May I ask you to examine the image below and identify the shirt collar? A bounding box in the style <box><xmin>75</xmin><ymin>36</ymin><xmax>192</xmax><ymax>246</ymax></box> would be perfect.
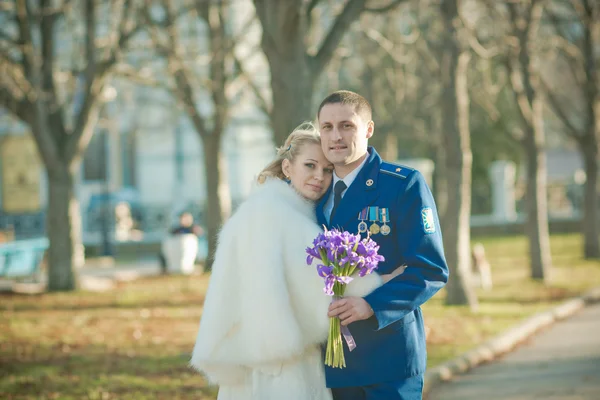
<box><xmin>332</xmin><ymin>154</ymin><xmax>369</xmax><ymax>191</ymax></box>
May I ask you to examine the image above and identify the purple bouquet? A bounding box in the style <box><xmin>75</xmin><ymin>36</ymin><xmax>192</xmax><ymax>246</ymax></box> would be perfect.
<box><xmin>306</xmin><ymin>228</ymin><xmax>384</xmax><ymax>368</ymax></box>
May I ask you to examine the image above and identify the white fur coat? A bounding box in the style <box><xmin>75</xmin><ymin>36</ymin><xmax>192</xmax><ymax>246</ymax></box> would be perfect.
<box><xmin>190</xmin><ymin>179</ymin><xmax>381</xmax><ymax>386</ymax></box>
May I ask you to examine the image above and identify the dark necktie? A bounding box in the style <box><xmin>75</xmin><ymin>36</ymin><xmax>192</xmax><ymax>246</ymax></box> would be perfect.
<box><xmin>330</xmin><ymin>180</ymin><xmax>347</xmax><ymax>222</ymax></box>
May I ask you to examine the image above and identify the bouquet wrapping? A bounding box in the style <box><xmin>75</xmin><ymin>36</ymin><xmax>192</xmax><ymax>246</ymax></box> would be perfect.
<box><xmin>306</xmin><ymin>228</ymin><xmax>384</xmax><ymax>368</ymax></box>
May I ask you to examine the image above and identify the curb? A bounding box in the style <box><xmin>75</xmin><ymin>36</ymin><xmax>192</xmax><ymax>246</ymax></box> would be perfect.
<box><xmin>423</xmin><ymin>285</ymin><xmax>600</xmax><ymax>396</ymax></box>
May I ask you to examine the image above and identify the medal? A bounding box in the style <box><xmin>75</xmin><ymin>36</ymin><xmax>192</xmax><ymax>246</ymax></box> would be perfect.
<box><xmin>370</xmin><ymin>223</ymin><xmax>380</xmax><ymax>235</ymax></box>
<box><xmin>357</xmin><ymin>207</ymin><xmax>368</xmax><ymax>233</ymax></box>
<box><xmin>368</xmin><ymin>206</ymin><xmax>380</xmax><ymax>235</ymax></box>
<box><xmin>380</xmin><ymin>208</ymin><xmax>391</xmax><ymax>236</ymax></box>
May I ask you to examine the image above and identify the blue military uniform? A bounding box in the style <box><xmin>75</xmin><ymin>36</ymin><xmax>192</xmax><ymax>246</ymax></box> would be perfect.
<box><xmin>316</xmin><ymin>147</ymin><xmax>449</xmax><ymax>398</ymax></box>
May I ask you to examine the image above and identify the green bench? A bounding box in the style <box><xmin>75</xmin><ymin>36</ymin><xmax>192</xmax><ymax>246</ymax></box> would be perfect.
<box><xmin>0</xmin><ymin>238</ymin><xmax>49</xmax><ymax>280</ymax></box>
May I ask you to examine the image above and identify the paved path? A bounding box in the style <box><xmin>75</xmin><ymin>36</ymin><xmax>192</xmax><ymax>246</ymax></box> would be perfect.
<box><xmin>0</xmin><ymin>260</ymin><xmax>163</xmax><ymax>293</ymax></box>
<box><xmin>427</xmin><ymin>302</ymin><xmax>600</xmax><ymax>400</ymax></box>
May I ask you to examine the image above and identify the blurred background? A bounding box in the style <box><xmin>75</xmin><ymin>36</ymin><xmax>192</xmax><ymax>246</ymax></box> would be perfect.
<box><xmin>0</xmin><ymin>0</ymin><xmax>598</xmax><ymax>398</ymax></box>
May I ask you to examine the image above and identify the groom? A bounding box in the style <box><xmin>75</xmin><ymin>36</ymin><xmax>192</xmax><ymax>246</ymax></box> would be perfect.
<box><xmin>315</xmin><ymin>90</ymin><xmax>449</xmax><ymax>399</ymax></box>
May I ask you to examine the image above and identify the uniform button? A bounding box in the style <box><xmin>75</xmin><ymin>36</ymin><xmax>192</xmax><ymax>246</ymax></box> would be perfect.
<box><xmin>366</xmin><ymin>179</ymin><xmax>374</xmax><ymax>186</ymax></box>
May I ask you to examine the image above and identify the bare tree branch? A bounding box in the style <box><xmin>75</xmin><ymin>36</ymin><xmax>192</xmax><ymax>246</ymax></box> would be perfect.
<box><xmin>232</xmin><ymin>55</ymin><xmax>271</xmax><ymax>118</ymax></box>
<box><xmin>148</xmin><ymin>0</ymin><xmax>210</xmax><ymax>137</ymax></box>
<box><xmin>457</xmin><ymin>10</ymin><xmax>501</xmax><ymax>59</ymax></box>
<box><xmin>364</xmin><ymin>0</ymin><xmax>409</xmax><ymax>13</ymax></box>
<box><xmin>311</xmin><ymin>0</ymin><xmax>366</xmax><ymax>75</ymax></box>
<box><xmin>84</xmin><ymin>0</ymin><xmax>96</xmax><ymax>80</ymax></box>
<box><xmin>44</xmin><ymin>0</ymin><xmax>74</xmax><ymax>19</ymax></box>
<box><xmin>224</xmin><ymin>9</ymin><xmax>257</xmax><ymax>56</ymax></box>
<box><xmin>102</xmin><ymin>0</ymin><xmax>138</xmax><ymax>68</ymax></box>
<box><xmin>66</xmin><ymin>0</ymin><xmax>143</xmax><ymax>164</ymax></box>
<box><xmin>63</xmin><ymin>0</ymin><xmax>104</xmax><ymax>165</ymax></box>
<box><xmin>13</xmin><ymin>0</ymin><xmax>64</xmax><ymax>171</ymax></box>
<box><xmin>480</xmin><ymin>0</ymin><xmax>502</xmax><ymax>17</ymax></box>
<box><xmin>306</xmin><ymin>0</ymin><xmax>321</xmax><ymax>17</ymax></box>
<box><xmin>68</xmin><ymin>0</ymin><xmax>98</xmax><ymax>154</ymax></box>
<box><xmin>113</xmin><ymin>63</ymin><xmax>173</xmax><ymax>90</ymax></box>
<box><xmin>0</xmin><ymin>46</ymin><xmax>25</xmax><ymax>76</ymax></box>
<box><xmin>306</xmin><ymin>0</ymin><xmax>321</xmax><ymax>20</ymax></box>
<box><xmin>540</xmin><ymin>76</ymin><xmax>581</xmax><ymax>140</ymax></box>
<box><xmin>471</xmin><ymin>88</ymin><xmax>500</xmax><ymax>121</ymax></box>
<box><xmin>15</xmin><ymin>0</ymin><xmax>34</xmax><ymax>81</ymax></box>
<box><xmin>0</xmin><ymin>28</ymin><xmax>19</xmax><ymax>45</ymax></box>
<box><xmin>0</xmin><ymin>76</ymin><xmax>32</xmax><ymax>123</ymax></box>
<box><xmin>363</xmin><ymin>28</ymin><xmax>414</xmax><ymax>65</ymax></box>
<box><xmin>40</xmin><ymin>0</ymin><xmax>68</xmax><ymax>144</ymax></box>
<box><xmin>204</xmin><ymin>1</ymin><xmax>228</xmax><ymax>137</ymax></box>
<box><xmin>544</xmin><ymin>4</ymin><xmax>585</xmax><ymax>86</ymax></box>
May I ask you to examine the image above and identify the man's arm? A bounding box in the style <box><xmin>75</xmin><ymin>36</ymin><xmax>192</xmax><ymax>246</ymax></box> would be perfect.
<box><xmin>363</xmin><ymin>171</ymin><xmax>449</xmax><ymax>330</ymax></box>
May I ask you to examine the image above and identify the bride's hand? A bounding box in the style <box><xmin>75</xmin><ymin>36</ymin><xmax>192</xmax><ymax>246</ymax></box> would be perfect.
<box><xmin>381</xmin><ymin>265</ymin><xmax>407</xmax><ymax>283</ymax></box>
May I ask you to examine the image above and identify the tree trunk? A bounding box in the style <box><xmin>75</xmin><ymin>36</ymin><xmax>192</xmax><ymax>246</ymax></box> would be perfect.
<box><xmin>581</xmin><ymin>0</ymin><xmax>600</xmax><ymax>258</ymax></box>
<box><xmin>265</xmin><ymin>51</ymin><xmax>315</xmax><ymax>145</ymax></box>
<box><xmin>46</xmin><ymin>167</ymin><xmax>81</xmax><ymax>291</ymax></box>
<box><xmin>254</xmin><ymin>0</ymin><xmax>314</xmax><ymax>145</ymax></box>
<box><xmin>524</xmin><ymin>97</ymin><xmax>552</xmax><ymax>281</ymax></box>
<box><xmin>202</xmin><ymin>135</ymin><xmax>230</xmax><ymax>271</ymax></box>
<box><xmin>506</xmin><ymin>2</ymin><xmax>552</xmax><ymax>282</ymax></box>
<box><xmin>431</xmin><ymin>110</ymin><xmax>449</xmax><ymax>225</ymax></box>
<box><xmin>254</xmin><ymin>0</ymin><xmax>370</xmax><ymax>145</ymax></box>
<box><xmin>440</xmin><ymin>0</ymin><xmax>478</xmax><ymax>309</ymax></box>
<box><xmin>580</xmin><ymin>139</ymin><xmax>599</xmax><ymax>258</ymax></box>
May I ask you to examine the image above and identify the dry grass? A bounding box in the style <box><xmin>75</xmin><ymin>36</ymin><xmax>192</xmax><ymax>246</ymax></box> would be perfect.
<box><xmin>1</xmin><ymin>233</ymin><xmax>599</xmax><ymax>399</ymax></box>
<box><xmin>1</xmin><ymin>276</ymin><xmax>217</xmax><ymax>399</ymax></box>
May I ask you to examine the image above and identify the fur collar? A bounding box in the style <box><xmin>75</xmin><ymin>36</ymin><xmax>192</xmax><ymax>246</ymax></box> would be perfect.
<box><xmin>251</xmin><ymin>178</ymin><xmax>316</xmax><ymax>220</ymax></box>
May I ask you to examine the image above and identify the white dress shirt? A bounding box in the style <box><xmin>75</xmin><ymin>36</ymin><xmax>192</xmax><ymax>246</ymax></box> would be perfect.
<box><xmin>325</xmin><ymin>155</ymin><xmax>369</xmax><ymax>223</ymax></box>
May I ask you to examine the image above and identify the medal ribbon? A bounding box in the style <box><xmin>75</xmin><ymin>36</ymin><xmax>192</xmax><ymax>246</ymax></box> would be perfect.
<box><xmin>369</xmin><ymin>206</ymin><xmax>379</xmax><ymax>222</ymax></box>
<box><xmin>380</xmin><ymin>208</ymin><xmax>388</xmax><ymax>223</ymax></box>
<box><xmin>358</xmin><ymin>207</ymin><xmax>368</xmax><ymax>220</ymax></box>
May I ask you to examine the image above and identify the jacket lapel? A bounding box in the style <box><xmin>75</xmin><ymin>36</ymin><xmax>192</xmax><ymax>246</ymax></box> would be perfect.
<box><xmin>329</xmin><ymin>148</ymin><xmax>382</xmax><ymax>232</ymax></box>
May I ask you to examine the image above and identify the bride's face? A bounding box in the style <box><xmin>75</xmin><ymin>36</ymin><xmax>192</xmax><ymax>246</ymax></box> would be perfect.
<box><xmin>283</xmin><ymin>143</ymin><xmax>334</xmax><ymax>201</ymax></box>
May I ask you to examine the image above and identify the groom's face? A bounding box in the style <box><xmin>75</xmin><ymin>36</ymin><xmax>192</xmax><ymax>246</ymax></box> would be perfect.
<box><xmin>318</xmin><ymin>103</ymin><xmax>373</xmax><ymax>174</ymax></box>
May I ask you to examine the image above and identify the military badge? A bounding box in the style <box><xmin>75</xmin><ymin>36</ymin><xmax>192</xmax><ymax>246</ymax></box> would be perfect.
<box><xmin>421</xmin><ymin>207</ymin><xmax>435</xmax><ymax>234</ymax></box>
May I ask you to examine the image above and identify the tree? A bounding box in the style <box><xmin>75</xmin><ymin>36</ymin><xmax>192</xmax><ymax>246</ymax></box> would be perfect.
<box><xmin>342</xmin><ymin>0</ymin><xmax>478</xmax><ymax>307</ymax></box>
<box><xmin>312</xmin><ymin>2</ymin><xmax>479</xmax><ymax>306</ymax></box>
<box><xmin>439</xmin><ymin>0</ymin><xmax>478</xmax><ymax>308</ymax></box>
<box><xmin>252</xmin><ymin>0</ymin><xmax>409</xmax><ymax>144</ymax></box>
<box><xmin>145</xmin><ymin>0</ymin><xmax>251</xmax><ymax>270</ymax></box>
<box><xmin>485</xmin><ymin>0</ymin><xmax>553</xmax><ymax>281</ymax></box>
<box><xmin>1</xmin><ymin>0</ymin><xmax>141</xmax><ymax>291</ymax></box>
<box><xmin>320</xmin><ymin>7</ymin><xmax>427</xmax><ymax>161</ymax></box>
<box><xmin>542</xmin><ymin>0</ymin><xmax>599</xmax><ymax>258</ymax></box>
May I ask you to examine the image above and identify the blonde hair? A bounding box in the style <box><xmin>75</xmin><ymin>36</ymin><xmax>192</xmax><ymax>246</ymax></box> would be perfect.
<box><xmin>257</xmin><ymin>122</ymin><xmax>321</xmax><ymax>184</ymax></box>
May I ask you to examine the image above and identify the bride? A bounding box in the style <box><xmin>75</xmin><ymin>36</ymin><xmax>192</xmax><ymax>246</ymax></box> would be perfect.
<box><xmin>189</xmin><ymin>123</ymin><xmax>387</xmax><ymax>400</ymax></box>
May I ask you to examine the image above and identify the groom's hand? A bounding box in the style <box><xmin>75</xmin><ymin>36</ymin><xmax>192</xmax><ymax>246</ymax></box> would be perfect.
<box><xmin>328</xmin><ymin>297</ymin><xmax>374</xmax><ymax>326</ymax></box>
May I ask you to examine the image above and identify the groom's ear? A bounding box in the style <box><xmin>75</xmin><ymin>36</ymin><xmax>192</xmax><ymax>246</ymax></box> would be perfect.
<box><xmin>366</xmin><ymin>120</ymin><xmax>374</xmax><ymax>139</ymax></box>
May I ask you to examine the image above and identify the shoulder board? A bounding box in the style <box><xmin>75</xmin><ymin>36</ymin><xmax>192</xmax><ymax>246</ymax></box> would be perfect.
<box><xmin>380</xmin><ymin>162</ymin><xmax>414</xmax><ymax>179</ymax></box>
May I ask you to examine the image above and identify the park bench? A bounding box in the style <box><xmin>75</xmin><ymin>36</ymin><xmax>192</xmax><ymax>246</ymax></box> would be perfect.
<box><xmin>0</xmin><ymin>237</ymin><xmax>49</xmax><ymax>281</ymax></box>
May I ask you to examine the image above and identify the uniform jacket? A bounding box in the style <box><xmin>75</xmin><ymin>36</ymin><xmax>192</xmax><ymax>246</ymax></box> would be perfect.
<box><xmin>316</xmin><ymin>147</ymin><xmax>449</xmax><ymax>388</ymax></box>
<box><xmin>190</xmin><ymin>178</ymin><xmax>382</xmax><ymax>386</ymax></box>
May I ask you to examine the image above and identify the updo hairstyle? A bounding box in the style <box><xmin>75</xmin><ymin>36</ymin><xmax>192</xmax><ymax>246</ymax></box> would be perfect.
<box><xmin>257</xmin><ymin>122</ymin><xmax>321</xmax><ymax>184</ymax></box>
